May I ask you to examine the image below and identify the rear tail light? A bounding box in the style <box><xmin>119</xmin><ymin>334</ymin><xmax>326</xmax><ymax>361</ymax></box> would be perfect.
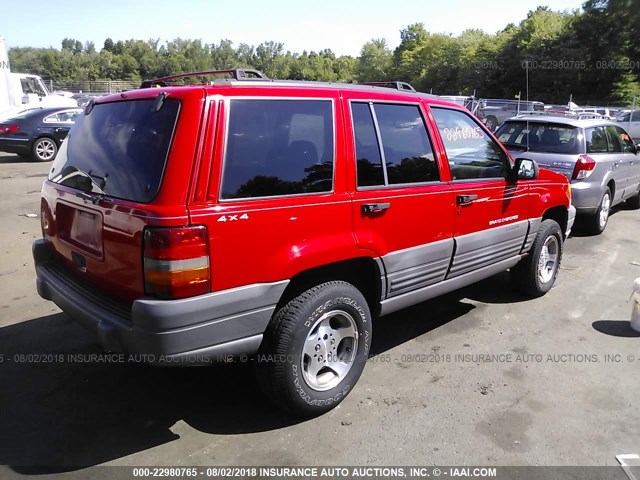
<box><xmin>143</xmin><ymin>225</ymin><xmax>210</xmax><ymax>299</ymax></box>
<box><xmin>572</xmin><ymin>154</ymin><xmax>596</xmax><ymax>180</ymax></box>
<box><xmin>0</xmin><ymin>125</ymin><xmax>20</xmax><ymax>134</ymax></box>
<box><xmin>40</xmin><ymin>202</ymin><xmax>54</xmax><ymax>237</ymax></box>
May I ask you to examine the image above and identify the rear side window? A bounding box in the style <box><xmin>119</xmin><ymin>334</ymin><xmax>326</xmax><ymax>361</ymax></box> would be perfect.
<box><xmin>220</xmin><ymin>99</ymin><xmax>334</xmax><ymax>200</ymax></box>
<box><xmin>351</xmin><ymin>102</ymin><xmax>438</xmax><ymax>187</ymax></box>
<box><xmin>432</xmin><ymin>107</ymin><xmax>509</xmax><ymax>180</ymax></box>
<box><xmin>585</xmin><ymin>127</ymin><xmax>608</xmax><ymax>153</ymax></box>
<box><xmin>49</xmin><ymin>99</ymin><xmax>180</xmax><ymax>203</ymax></box>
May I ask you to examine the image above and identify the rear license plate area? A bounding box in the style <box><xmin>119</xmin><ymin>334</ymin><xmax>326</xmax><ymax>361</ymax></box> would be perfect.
<box><xmin>57</xmin><ymin>202</ymin><xmax>103</xmax><ymax>258</ymax></box>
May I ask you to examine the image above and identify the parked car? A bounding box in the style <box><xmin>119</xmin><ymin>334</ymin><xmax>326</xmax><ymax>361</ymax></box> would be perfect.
<box><xmin>0</xmin><ymin>107</ymin><xmax>83</xmax><ymax>161</ymax></box>
<box><xmin>616</xmin><ymin>109</ymin><xmax>640</xmax><ymax>142</ymax></box>
<box><xmin>474</xmin><ymin>98</ymin><xmax>545</xmax><ymax>131</ymax></box>
<box><xmin>33</xmin><ymin>69</ymin><xmax>574</xmax><ymax>416</ymax></box>
<box><xmin>496</xmin><ymin>115</ymin><xmax>640</xmax><ymax>234</ymax></box>
<box><xmin>438</xmin><ymin>95</ymin><xmax>475</xmax><ymax>111</ymax></box>
<box><xmin>571</xmin><ymin>106</ymin><xmax>618</xmax><ymax>120</ymax></box>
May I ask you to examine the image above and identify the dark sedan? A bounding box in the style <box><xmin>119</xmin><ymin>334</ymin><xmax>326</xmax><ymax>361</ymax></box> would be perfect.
<box><xmin>0</xmin><ymin>107</ymin><xmax>83</xmax><ymax>161</ymax></box>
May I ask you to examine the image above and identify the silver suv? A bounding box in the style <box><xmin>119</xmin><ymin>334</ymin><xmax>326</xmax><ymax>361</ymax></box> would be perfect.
<box><xmin>496</xmin><ymin>115</ymin><xmax>640</xmax><ymax>234</ymax></box>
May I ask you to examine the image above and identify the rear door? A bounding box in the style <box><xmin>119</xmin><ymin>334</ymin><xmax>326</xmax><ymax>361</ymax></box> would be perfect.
<box><xmin>429</xmin><ymin>106</ymin><xmax>531</xmax><ymax>279</ymax></box>
<box><xmin>345</xmin><ymin>94</ymin><xmax>455</xmax><ymax>299</ymax></box>
<box><xmin>585</xmin><ymin>126</ymin><xmax>622</xmax><ymax>202</ymax></box>
<box><xmin>604</xmin><ymin>125</ymin><xmax>633</xmax><ymax>198</ymax></box>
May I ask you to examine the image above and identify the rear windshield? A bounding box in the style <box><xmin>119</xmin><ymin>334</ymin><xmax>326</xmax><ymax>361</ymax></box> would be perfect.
<box><xmin>496</xmin><ymin>121</ymin><xmax>581</xmax><ymax>154</ymax></box>
<box><xmin>48</xmin><ymin>98</ymin><xmax>180</xmax><ymax>203</ymax></box>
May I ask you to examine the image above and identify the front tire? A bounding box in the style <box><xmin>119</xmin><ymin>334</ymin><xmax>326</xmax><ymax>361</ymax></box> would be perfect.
<box><xmin>256</xmin><ymin>281</ymin><xmax>372</xmax><ymax>417</ymax></box>
<box><xmin>511</xmin><ymin>219</ymin><xmax>563</xmax><ymax>297</ymax></box>
<box><xmin>32</xmin><ymin>137</ymin><xmax>58</xmax><ymax>162</ymax></box>
<box><xmin>587</xmin><ymin>188</ymin><xmax>611</xmax><ymax>234</ymax></box>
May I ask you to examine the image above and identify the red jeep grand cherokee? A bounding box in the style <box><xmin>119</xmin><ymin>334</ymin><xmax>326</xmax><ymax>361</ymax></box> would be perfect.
<box><xmin>33</xmin><ymin>69</ymin><xmax>575</xmax><ymax>416</ymax></box>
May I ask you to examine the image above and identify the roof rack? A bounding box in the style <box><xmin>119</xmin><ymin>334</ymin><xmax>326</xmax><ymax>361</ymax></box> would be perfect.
<box><xmin>513</xmin><ymin>111</ymin><xmax>609</xmax><ymax>121</ymax></box>
<box><xmin>140</xmin><ymin>68</ymin><xmax>268</xmax><ymax>88</ymax></box>
<box><xmin>359</xmin><ymin>81</ymin><xmax>416</xmax><ymax>92</ymax></box>
<box><xmin>574</xmin><ymin>113</ymin><xmax>607</xmax><ymax>120</ymax></box>
<box><xmin>515</xmin><ymin>111</ymin><xmax>560</xmax><ymax>117</ymax></box>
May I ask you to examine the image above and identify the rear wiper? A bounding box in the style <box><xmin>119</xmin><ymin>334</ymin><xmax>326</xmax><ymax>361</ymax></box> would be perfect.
<box><xmin>53</xmin><ymin>166</ymin><xmax>107</xmax><ymax>201</ymax></box>
<box><xmin>502</xmin><ymin>142</ymin><xmax>528</xmax><ymax>150</ymax></box>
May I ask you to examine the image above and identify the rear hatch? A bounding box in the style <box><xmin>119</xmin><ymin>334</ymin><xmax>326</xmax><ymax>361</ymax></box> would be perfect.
<box><xmin>496</xmin><ymin>120</ymin><xmax>582</xmax><ymax>179</ymax></box>
<box><xmin>41</xmin><ymin>88</ymin><xmax>205</xmax><ymax>302</ymax></box>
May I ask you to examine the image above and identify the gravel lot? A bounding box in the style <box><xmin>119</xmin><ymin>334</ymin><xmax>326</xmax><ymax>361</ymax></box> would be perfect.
<box><xmin>0</xmin><ymin>152</ymin><xmax>639</xmax><ymax>477</ymax></box>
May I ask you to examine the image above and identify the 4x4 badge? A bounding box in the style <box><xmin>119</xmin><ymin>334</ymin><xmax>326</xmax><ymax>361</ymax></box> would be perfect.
<box><xmin>217</xmin><ymin>214</ymin><xmax>250</xmax><ymax>222</ymax></box>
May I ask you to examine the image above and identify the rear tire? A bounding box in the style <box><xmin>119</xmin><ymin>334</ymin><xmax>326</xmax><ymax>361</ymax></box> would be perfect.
<box><xmin>587</xmin><ymin>188</ymin><xmax>611</xmax><ymax>234</ymax></box>
<box><xmin>511</xmin><ymin>219</ymin><xmax>563</xmax><ymax>298</ymax></box>
<box><xmin>32</xmin><ymin>137</ymin><xmax>58</xmax><ymax>162</ymax></box>
<box><xmin>256</xmin><ymin>281</ymin><xmax>372</xmax><ymax>417</ymax></box>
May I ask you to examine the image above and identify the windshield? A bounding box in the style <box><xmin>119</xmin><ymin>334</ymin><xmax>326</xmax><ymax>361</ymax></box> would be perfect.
<box><xmin>48</xmin><ymin>98</ymin><xmax>180</xmax><ymax>203</ymax></box>
<box><xmin>496</xmin><ymin>121</ymin><xmax>582</xmax><ymax>154</ymax></box>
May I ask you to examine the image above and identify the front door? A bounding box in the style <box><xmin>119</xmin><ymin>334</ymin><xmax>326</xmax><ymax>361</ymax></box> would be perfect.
<box><xmin>429</xmin><ymin>106</ymin><xmax>531</xmax><ymax>279</ymax></box>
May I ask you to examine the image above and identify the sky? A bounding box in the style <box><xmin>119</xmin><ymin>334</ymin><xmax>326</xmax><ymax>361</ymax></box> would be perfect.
<box><xmin>1</xmin><ymin>0</ymin><xmax>585</xmax><ymax>57</ymax></box>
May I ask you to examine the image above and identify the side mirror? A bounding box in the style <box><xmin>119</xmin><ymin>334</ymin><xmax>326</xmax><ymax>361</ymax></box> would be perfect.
<box><xmin>513</xmin><ymin>157</ymin><xmax>539</xmax><ymax>180</ymax></box>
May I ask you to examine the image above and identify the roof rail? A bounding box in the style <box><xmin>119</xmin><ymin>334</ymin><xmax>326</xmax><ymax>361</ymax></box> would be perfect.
<box><xmin>140</xmin><ymin>68</ymin><xmax>268</xmax><ymax>88</ymax></box>
<box><xmin>513</xmin><ymin>111</ymin><xmax>608</xmax><ymax>121</ymax></box>
<box><xmin>359</xmin><ymin>81</ymin><xmax>416</xmax><ymax>92</ymax></box>
<box><xmin>515</xmin><ymin>111</ymin><xmax>571</xmax><ymax>118</ymax></box>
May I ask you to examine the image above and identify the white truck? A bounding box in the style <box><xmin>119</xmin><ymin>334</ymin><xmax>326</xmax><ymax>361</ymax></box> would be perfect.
<box><xmin>0</xmin><ymin>35</ymin><xmax>76</xmax><ymax>120</ymax></box>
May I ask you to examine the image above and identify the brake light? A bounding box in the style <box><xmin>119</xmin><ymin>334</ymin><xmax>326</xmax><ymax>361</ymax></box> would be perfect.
<box><xmin>143</xmin><ymin>226</ymin><xmax>210</xmax><ymax>299</ymax></box>
<box><xmin>0</xmin><ymin>125</ymin><xmax>20</xmax><ymax>134</ymax></box>
<box><xmin>572</xmin><ymin>154</ymin><xmax>596</xmax><ymax>180</ymax></box>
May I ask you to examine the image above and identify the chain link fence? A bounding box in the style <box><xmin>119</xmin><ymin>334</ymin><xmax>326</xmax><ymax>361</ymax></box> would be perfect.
<box><xmin>46</xmin><ymin>80</ymin><xmax>140</xmax><ymax>94</ymax></box>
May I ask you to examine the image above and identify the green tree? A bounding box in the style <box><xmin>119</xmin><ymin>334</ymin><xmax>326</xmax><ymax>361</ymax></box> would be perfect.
<box><xmin>357</xmin><ymin>39</ymin><xmax>392</xmax><ymax>82</ymax></box>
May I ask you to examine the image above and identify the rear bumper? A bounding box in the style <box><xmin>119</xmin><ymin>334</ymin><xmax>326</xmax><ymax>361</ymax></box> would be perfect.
<box><xmin>0</xmin><ymin>138</ymin><xmax>30</xmax><ymax>155</ymax></box>
<box><xmin>33</xmin><ymin>239</ymin><xmax>288</xmax><ymax>364</ymax></box>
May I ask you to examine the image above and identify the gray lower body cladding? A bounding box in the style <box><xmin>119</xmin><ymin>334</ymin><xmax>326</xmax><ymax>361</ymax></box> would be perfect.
<box><xmin>378</xmin><ymin>219</ymin><xmax>539</xmax><ymax>316</ymax></box>
<box><xmin>33</xmin><ymin>239</ymin><xmax>288</xmax><ymax>363</ymax></box>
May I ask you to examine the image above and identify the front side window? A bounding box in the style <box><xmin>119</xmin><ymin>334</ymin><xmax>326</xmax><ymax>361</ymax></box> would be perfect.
<box><xmin>615</xmin><ymin>126</ymin><xmax>636</xmax><ymax>153</ymax></box>
<box><xmin>431</xmin><ymin>107</ymin><xmax>510</xmax><ymax>180</ymax></box>
<box><xmin>21</xmin><ymin>77</ymin><xmax>48</xmax><ymax>96</ymax></box>
<box><xmin>351</xmin><ymin>102</ymin><xmax>438</xmax><ymax>188</ymax></box>
<box><xmin>221</xmin><ymin>99</ymin><xmax>334</xmax><ymax>200</ymax></box>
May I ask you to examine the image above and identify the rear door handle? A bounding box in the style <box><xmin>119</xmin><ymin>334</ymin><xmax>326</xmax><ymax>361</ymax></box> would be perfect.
<box><xmin>457</xmin><ymin>194</ymin><xmax>478</xmax><ymax>206</ymax></box>
<box><xmin>361</xmin><ymin>203</ymin><xmax>391</xmax><ymax>214</ymax></box>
